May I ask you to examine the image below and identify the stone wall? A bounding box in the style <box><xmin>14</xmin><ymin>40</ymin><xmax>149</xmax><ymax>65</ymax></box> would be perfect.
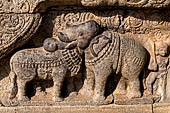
<box><xmin>0</xmin><ymin>0</ymin><xmax>170</xmax><ymax>112</ymax></box>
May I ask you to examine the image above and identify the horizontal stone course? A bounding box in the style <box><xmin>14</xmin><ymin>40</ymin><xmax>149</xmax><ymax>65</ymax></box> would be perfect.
<box><xmin>0</xmin><ymin>104</ymin><xmax>153</xmax><ymax>113</ymax></box>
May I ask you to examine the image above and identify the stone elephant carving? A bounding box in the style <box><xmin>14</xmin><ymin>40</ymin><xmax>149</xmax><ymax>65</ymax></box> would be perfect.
<box><xmin>59</xmin><ymin>20</ymin><xmax>148</xmax><ymax>103</ymax></box>
<box><xmin>9</xmin><ymin>38</ymin><xmax>82</xmax><ymax>102</ymax></box>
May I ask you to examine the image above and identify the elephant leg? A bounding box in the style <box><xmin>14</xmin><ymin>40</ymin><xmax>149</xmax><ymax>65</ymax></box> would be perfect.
<box><xmin>79</xmin><ymin>68</ymin><xmax>95</xmax><ymax>96</ymax></box>
<box><xmin>66</xmin><ymin>77</ymin><xmax>78</xmax><ymax>96</ymax></box>
<box><xmin>17</xmin><ymin>79</ymin><xmax>29</xmax><ymax>101</ymax></box>
<box><xmin>121</xmin><ymin>60</ymin><xmax>142</xmax><ymax>99</ymax></box>
<box><xmin>123</xmin><ymin>69</ymin><xmax>141</xmax><ymax>99</ymax></box>
<box><xmin>52</xmin><ymin>67</ymin><xmax>66</xmax><ymax>102</ymax></box>
<box><xmin>127</xmin><ymin>77</ymin><xmax>141</xmax><ymax>99</ymax></box>
<box><xmin>93</xmin><ymin>63</ymin><xmax>112</xmax><ymax>102</ymax></box>
<box><xmin>113</xmin><ymin>77</ymin><xmax>126</xmax><ymax>95</ymax></box>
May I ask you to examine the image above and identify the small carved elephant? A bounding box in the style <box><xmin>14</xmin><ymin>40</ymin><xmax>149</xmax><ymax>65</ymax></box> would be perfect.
<box><xmin>9</xmin><ymin>38</ymin><xmax>82</xmax><ymax>102</ymax></box>
<box><xmin>59</xmin><ymin>20</ymin><xmax>148</xmax><ymax>103</ymax></box>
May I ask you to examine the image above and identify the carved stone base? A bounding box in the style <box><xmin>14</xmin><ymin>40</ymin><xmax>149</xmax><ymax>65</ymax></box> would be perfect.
<box><xmin>2</xmin><ymin>103</ymin><xmax>170</xmax><ymax>113</ymax></box>
<box><xmin>153</xmin><ymin>103</ymin><xmax>170</xmax><ymax>113</ymax></box>
<box><xmin>114</xmin><ymin>95</ymin><xmax>161</xmax><ymax>105</ymax></box>
<box><xmin>1</xmin><ymin>94</ymin><xmax>113</xmax><ymax>107</ymax></box>
<box><xmin>0</xmin><ymin>104</ymin><xmax>153</xmax><ymax>113</ymax></box>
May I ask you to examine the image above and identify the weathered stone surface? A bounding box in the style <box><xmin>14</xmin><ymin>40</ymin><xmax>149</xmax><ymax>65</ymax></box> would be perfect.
<box><xmin>0</xmin><ymin>6</ymin><xmax>170</xmax><ymax>104</ymax></box>
<box><xmin>153</xmin><ymin>103</ymin><xmax>170</xmax><ymax>113</ymax></box>
<box><xmin>114</xmin><ymin>95</ymin><xmax>154</xmax><ymax>105</ymax></box>
<box><xmin>0</xmin><ymin>0</ymin><xmax>170</xmax><ymax>112</ymax></box>
<box><xmin>0</xmin><ymin>14</ymin><xmax>42</xmax><ymax>59</ymax></box>
<box><xmin>1</xmin><ymin>0</ymin><xmax>170</xmax><ymax>14</ymax></box>
<box><xmin>81</xmin><ymin>0</ymin><xmax>170</xmax><ymax>8</ymax></box>
<box><xmin>0</xmin><ymin>104</ymin><xmax>153</xmax><ymax>113</ymax></box>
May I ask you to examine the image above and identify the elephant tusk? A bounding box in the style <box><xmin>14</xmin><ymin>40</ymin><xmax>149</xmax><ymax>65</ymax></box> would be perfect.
<box><xmin>65</xmin><ymin>41</ymin><xmax>78</xmax><ymax>50</ymax></box>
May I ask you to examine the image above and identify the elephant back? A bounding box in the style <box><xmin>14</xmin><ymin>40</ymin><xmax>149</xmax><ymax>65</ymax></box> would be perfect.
<box><xmin>11</xmin><ymin>49</ymin><xmax>64</xmax><ymax>69</ymax></box>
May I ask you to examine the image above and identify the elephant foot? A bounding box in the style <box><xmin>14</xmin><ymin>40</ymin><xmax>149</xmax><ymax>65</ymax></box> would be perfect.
<box><xmin>53</xmin><ymin>96</ymin><xmax>64</xmax><ymax>102</ymax></box>
<box><xmin>18</xmin><ymin>96</ymin><xmax>29</xmax><ymax>102</ymax></box>
<box><xmin>93</xmin><ymin>95</ymin><xmax>105</xmax><ymax>102</ymax></box>
<box><xmin>113</xmin><ymin>89</ymin><xmax>126</xmax><ymax>96</ymax></box>
<box><xmin>127</xmin><ymin>91</ymin><xmax>141</xmax><ymax>99</ymax></box>
<box><xmin>69</xmin><ymin>91</ymin><xmax>78</xmax><ymax>96</ymax></box>
<box><xmin>92</xmin><ymin>95</ymin><xmax>111</xmax><ymax>105</ymax></box>
<box><xmin>9</xmin><ymin>93</ymin><xmax>15</xmax><ymax>100</ymax></box>
<box><xmin>144</xmin><ymin>90</ymin><xmax>152</xmax><ymax>96</ymax></box>
<box><xmin>79</xmin><ymin>88</ymin><xmax>93</xmax><ymax>96</ymax></box>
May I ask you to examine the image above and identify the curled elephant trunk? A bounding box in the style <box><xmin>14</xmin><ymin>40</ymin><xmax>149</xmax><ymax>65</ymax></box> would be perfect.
<box><xmin>65</xmin><ymin>41</ymin><xmax>78</xmax><ymax>50</ymax></box>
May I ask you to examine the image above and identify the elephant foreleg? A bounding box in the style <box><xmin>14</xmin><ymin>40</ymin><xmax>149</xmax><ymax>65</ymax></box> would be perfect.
<box><xmin>93</xmin><ymin>64</ymin><xmax>112</xmax><ymax>102</ymax></box>
<box><xmin>17</xmin><ymin>79</ymin><xmax>29</xmax><ymax>101</ymax></box>
<box><xmin>93</xmin><ymin>74</ymin><xmax>108</xmax><ymax>102</ymax></box>
<box><xmin>79</xmin><ymin>68</ymin><xmax>95</xmax><ymax>96</ymax></box>
<box><xmin>52</xmin><ymin>67</ymin><xmax>66</xmax><ymax>102</ymax></box>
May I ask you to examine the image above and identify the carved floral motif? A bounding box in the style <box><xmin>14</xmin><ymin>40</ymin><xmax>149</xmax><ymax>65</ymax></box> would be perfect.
<box><xmin>0</xmin><ymin>14</ymin><xmax>41</xmax><ymax>59</ymax></box>
<box><xmin>0</xmin><ymin>0</ymin><xmax>47</xmax><ymax>13</ymax></box>
<box><xmin>81</xmin><ymin>0</ymin><xmax>170</xmax><ymax>7</ymax></box>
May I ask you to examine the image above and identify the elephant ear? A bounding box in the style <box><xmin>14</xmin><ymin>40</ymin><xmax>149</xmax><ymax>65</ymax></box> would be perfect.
<box><xmin>43</xmin><ymin>38</ymin><xmax>58</xmax><ymax>52</ymax></box>
<box><xmin>90</xmin><ymin>34</ymin><xmax>112</xmax><ymax>57</ymax></box>
<box><xmin>65</xmin><ymin>41</ymin><xmax>78</xmax><ymax>50</ymax></box>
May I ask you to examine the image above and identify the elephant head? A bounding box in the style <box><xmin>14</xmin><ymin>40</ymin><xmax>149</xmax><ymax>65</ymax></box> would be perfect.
<box><xmin>58</xmin><ymin>20</ymin><xmax>101</xmax><ymax>50</ymax></box>
<box><xmin>43</xmin><ymin>37</ymin><xmax>70</xmax><ymax>52</ymax></box>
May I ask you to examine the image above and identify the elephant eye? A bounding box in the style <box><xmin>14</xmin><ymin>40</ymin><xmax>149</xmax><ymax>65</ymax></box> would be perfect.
<box><xmin>79</xmin><ymin>32</ymin><xmax>83</xmax><ymax>36</ymax></box>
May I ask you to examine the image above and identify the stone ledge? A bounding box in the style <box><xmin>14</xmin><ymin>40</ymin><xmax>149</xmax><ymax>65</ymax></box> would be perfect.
<box><xmin>0</xmin><ymin>104</ymin><xmax>153</xmax><ymax>113</ymax></box>
<box><xmin>153</xmin><ymin>103</ymin><xmax>170</xmax><ymax>113</ymax></box>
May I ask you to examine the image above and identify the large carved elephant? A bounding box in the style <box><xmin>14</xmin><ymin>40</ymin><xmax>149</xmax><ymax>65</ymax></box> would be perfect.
<box><xmin>59</xmin><ymin>20</ymin><xmax>148</xmax><ymax>103</ymax></box>
<box><xmin>9</xmin><ymin>38</ymin><xmax>82</xmax><ymax>102</ymax></box>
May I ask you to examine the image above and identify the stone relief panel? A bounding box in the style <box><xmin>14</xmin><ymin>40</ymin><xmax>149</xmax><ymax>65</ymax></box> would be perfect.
<box><xmin>1</xmin><ymin>5</ymin><xmax>170</xmax><ymax>107</ymax></box>
<box><xmin>36</xmin><ymin>8</ymin><xmax>170</xmax><ymax>104</ymax></box>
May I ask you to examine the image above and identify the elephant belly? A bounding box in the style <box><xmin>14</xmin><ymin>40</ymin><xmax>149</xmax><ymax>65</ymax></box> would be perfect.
<box><xmin>37</xmin><ymin>68</ymin><xmax>53</xmax><ymax>80</ymax></box>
